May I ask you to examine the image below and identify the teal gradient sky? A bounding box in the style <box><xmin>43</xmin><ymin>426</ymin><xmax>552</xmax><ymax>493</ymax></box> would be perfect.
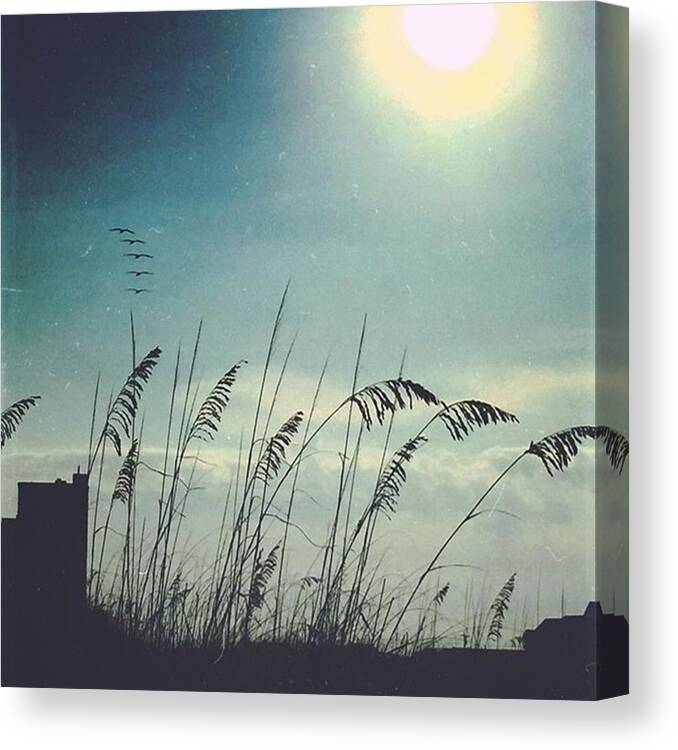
<box><xmin>1</xmin><ymin>4</ymin><xmax>627</xmax><ymax>621</ymax></box>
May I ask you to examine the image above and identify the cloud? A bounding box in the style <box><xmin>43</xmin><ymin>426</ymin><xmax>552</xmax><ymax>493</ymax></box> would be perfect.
<box><xmin>1</xmin><ymin>357</ymin><xmax>628</xmax><ymax>624</ymax></box>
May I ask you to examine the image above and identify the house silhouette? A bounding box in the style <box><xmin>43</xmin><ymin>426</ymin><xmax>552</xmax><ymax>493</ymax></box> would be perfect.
<box><xmin>522</xmin><ymin>600</ymin><xmax>629</xmax><ymax>697</ymax></box>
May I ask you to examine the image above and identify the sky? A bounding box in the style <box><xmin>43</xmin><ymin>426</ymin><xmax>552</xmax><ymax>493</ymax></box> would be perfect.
<box><xmin>1</xmin><ymin>3</ymin><xmax>628</xmax><ymax>626</ymax></box>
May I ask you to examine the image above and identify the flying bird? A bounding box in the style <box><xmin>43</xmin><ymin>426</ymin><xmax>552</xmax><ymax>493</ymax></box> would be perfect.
<box><xmin>109</xmin><ymin>227</ymin><xmax>135</xmax><ymax>234</ymax></box>
<box><xmin>125</xmin><ymin>288</ymin><xmax>151</xmax><ymax>295</ymax></box>
<box><xmin>121</xmin><ymin>238</ymin><xmax>146</xmax><ymax>245</ymax></box>
<box><xmin>124</xmin><ymin>252</ymin><xmax>154</xmax><ymax>259</ymax></box>
<box><xmin>126</xmin><ymin>270</ymin><xmax>153</xmax><ymax>276</ymax></box>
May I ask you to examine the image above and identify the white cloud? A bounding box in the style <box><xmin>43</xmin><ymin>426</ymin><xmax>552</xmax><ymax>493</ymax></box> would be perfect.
<box><xmin>2</xmin><ymin>358</ymin><xmax>628</xmax><ymax>625</ymax></box>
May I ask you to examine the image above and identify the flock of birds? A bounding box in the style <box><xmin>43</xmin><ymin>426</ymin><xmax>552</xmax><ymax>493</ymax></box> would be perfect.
<box><xmin>109</xmin><ymin>227</ymin><xmax>154</xmax><ymax>294</ymax></box>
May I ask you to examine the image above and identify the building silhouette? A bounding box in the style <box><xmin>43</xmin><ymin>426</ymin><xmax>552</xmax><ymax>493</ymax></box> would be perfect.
<box><xmin>1</xmin><ymin>472</ymin><xmax>88</xmax><ymax>686</ymax></box>
<box><xmin>522</xmin><ymin>600</ymin><xmax>629</xmax><ymax>698</ymax></box>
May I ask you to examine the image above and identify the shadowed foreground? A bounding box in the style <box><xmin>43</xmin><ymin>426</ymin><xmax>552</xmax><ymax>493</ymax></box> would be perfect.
<box><xmin>1</xmin><ymin>475</ymin><xmax>628</xmax><ymax>700</ymax></box>
<box><xmin>2</xmin><ymin>604</ymin><xmax>628</xmax><ymax>700</ymax></box>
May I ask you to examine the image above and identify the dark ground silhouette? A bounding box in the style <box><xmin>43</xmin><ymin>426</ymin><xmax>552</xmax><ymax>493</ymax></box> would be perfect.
<box><xmin>1</xmin><ymin>473</ymin><xmax>628</xmax><ymax>700</ymax></box>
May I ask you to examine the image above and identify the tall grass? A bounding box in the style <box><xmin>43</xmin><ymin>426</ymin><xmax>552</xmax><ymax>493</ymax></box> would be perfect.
<box><xmin>1</xmin><ymin>395</ymin><xmax>41</xmax><ymax>447</ymax></box>
<box><xmin>81</xmin><ymin>291</ymin><xmax>629</xmax><ymax>656</ymax></box>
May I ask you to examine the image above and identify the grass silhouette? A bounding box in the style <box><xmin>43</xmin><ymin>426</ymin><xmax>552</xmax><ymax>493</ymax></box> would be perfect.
<box><xmin>76</xmin><ymin>289</ymin><xmax>629</xmax><ymax>661</ymax></box>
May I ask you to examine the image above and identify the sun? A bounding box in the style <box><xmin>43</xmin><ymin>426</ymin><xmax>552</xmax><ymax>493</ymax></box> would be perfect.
<box><xmin>402</xmin><ymin>4</ymin><xmax>497</xmax><ymax>72</ymax></box>
<box><xmin>361</xmin><ymin>3</ymin><xmax>538</xmax><ymax>119</ymax></box>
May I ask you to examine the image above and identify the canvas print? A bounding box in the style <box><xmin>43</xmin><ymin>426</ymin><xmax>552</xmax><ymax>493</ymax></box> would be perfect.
<box><xmin>1</xmin><ymin>2</ymin><xmax>629</xmax><ymax>699</ymax></box>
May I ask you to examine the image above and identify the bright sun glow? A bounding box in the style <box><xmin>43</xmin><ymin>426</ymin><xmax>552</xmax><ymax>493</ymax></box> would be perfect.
<box><xmin>402</xmin><ymin>5</ymin><xmax>497</xmax><ymax>72</ymax></box>
<box><xmin>362</xmin><ymin>3</ymin><xmax>537</xmax><ymax>119</ymax></box>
